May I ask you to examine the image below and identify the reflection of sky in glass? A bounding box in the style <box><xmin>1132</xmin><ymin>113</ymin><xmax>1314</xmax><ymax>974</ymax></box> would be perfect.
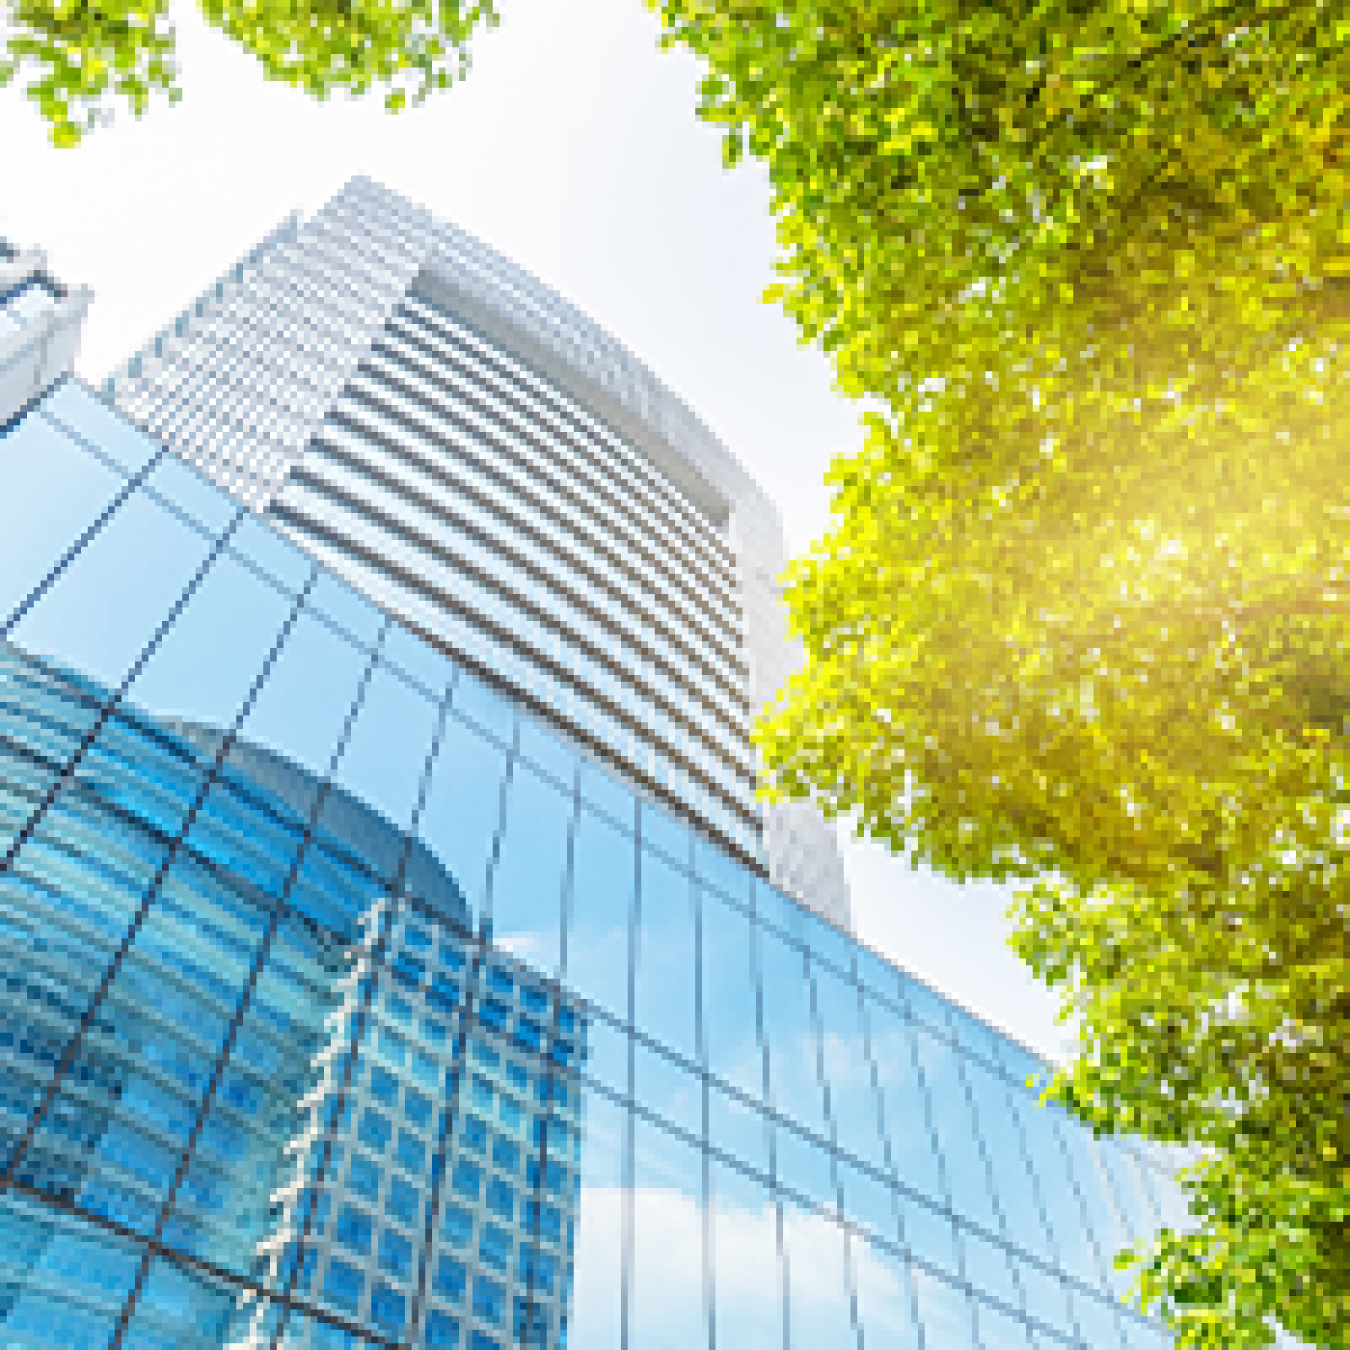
<box><xmin>0</xmin><ymin>379</ymin><xmax>1191</xmax><ymax>1348</ymax></box>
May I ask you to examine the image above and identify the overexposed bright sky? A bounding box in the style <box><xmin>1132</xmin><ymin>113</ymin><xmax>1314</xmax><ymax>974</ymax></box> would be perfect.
<box><xmin>2</xmin><ymin>0</ymin><xmax>1072</xmax><ymax>1061</ymax></box>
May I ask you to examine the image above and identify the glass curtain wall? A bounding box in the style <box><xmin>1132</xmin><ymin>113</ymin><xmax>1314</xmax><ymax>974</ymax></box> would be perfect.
<box><xmin>0</xmin><ymin>377</ymin><xmax>1179</xmax><ymax>1348</ymax></box>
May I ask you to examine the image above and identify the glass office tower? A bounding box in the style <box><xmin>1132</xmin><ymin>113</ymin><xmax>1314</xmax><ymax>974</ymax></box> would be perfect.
<box><xmin>104</xmin><ymin>178</ymin><xmax>851</xmax><ymax>930</ymax></box>
<box><xmin>1</xmin><ymin>240</ymin><xmax>1187</xmax><ymax>1350</ymax></box>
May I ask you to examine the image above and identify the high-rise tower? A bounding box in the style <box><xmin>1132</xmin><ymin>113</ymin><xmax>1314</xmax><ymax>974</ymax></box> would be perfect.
<box><xmin>104</xmin><ymin>178</ymin><xmax>851</xmax><ymax>929</ymax></box>
<box><xmin>0</xmin><ymin>218</ymin><xmax>1193</xmax><ymax>1350</ymax></box>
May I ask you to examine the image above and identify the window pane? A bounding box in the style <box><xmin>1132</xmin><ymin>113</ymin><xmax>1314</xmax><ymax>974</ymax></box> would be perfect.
<box><xmin>912</xmin><ymin>1027</ymin><xmax>1000</xmax><ymax>1232</ymax></box>
<box><xmin>634</xmin><ymin>847</ymin><xmax>697</xmax><ymax>1063</ymax></box>
<box><xmin>711</xmin><ymin>1160</ymin><xmax>782</xmax><ymax>1350</ymax></box>
<box><xmin>757</xmin><ymin>924</ymin><xmax>827</xmax><ymax>1140</ymax></box>
<box><xmin>707</xmin><ymin>1080</ymin><xmax>770</xmax><ymax>1181</ymax></box>
<box><xmin>122</xmin><ymin>553</ymin><xmax>294</xmax><ymax>732</ymax></box>
<box><xmin>631</xmin><ymin>1116</ymin><xmax>706</xmax><ymax>1350</ymax></box>
<box><xmin>223</xmin><ymin>608</ymin><xmax>373</xmax><ymax>812</ymax></box>
<box><xmin>568</xmin><ymin>1088</ymin><xmax>625</xmax><ymax>1349</ymax></box>
<box><xmin>0</xmin><ymin>1199</ymin><xmax>142</xmax><ymax>1345</ymax></box>
<box><xmin>565</xmin><ymin>808</ymin><xmax>634</xmax><ymax>1020</ymax></box>
<box><xmin>633</xmin><ymin>1037</ymin><xmax>700</xmax><ymax>1141</ymax></box>
<box><xmin>1014</xmin><ymin>1095</ymin><xmax>1106</xmax><ymax>1293</ymax></box>
<box><xmin>122</xmin><ymin>1257</ymin><xmax>235</xmax><ymax>1347</ymax></box>
<box><xmin>781</xmin><ymin>1199</ymin><xmax>856</xmax><ymax>1350</ymax></box>
<box><xmin>0</xmin><ymin>410</ymin><xmax>126</xmax><ymax>631</ymax></box>
<box><xmin>852</xmin><ymin>1235</ymin><xmax>923</xmax><ymax>1350</ymax></box>
<box><xmin>416</xmin><ymin>715</ymin><xmax>509</xmax><ymax>923</ymax></box>
<box><xmin>9</xmin><ymin>489</ymin><xmax>214</xmax><ymax>698</ymax></box>
<box><xmin>43</xmin><ymin>380</ymin><xmax>159</xmax><ymax>475</ymax></box>
<box><xmin>811</xmin><ymin>960</ymin><xmax>886</xmax><ymax>1171</ymax></box>
<box><xmin>911</xmin><ymin>1266</ymin><xmax>978</xmax><ymax>1350</ymax></box>
<box><xmin>700</xmin><ymin>889</ymin><xmax>764</xmax><ymax>1103</ymax></box>
<box><xmin>488</xmin><ymin>763</ymin><xmax>571</xmax><ymax>977</ymax></box>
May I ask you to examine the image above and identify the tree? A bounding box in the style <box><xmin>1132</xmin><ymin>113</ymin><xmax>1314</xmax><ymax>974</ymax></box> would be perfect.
<box><xmin>1</xmin><ymin>0</ymin><xmax>497</xmax><ymax>146</ymax></box>
<box><xmin>650</xmin><ymin>1</ymin><xmax>1349</xmax><ymax>1344</ymax></box>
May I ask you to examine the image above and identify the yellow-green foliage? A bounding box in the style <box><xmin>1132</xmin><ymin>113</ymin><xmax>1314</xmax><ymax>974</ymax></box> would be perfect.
<box><xmin>2</xmin><ymin>0</ymin><xmax>497</xmax><ymax>143</ymax></box>
<box><xmin>653</xmin><ymin>1</ymin><xmax>1349</xmax><ymax>1344</ymax></box>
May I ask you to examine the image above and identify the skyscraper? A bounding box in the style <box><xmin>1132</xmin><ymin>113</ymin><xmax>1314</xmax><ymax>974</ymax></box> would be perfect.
<box><xmin>0</xmin><ymin>223</ymin><xmax>1185</xmax><ymax>1350</ymax></box>
<box><xmin>104</xmin><ymin>178</ymin><xmax>851</xmax><ymax>928</ymax></box>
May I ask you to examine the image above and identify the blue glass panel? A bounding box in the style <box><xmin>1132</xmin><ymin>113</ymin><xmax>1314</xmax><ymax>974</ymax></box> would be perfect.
<box><xmin>774</xmin><ymin>1119</ymin><xmax>837</xmax><ymax>1213</ymax></box>
<box><xmin>122</xmin><ymin>1259</ymin><xmax>234</xmax><ymax>1349</ymax></box>
<box><xmin>568</xmin><ymin>1088</ymin><xmax>625</xmax><ymax>1348</ymax></box>
<box><xmin>42</xmin><ymin>381</ymin><xmax>159</xmax><ymax>475</ymax></box>
<box><xmin>164</xmin><ymin>913</ymin><xmax>344</xmax><ymax>1286</ymax></box>
<box><xmin>1053</xmin><ymin>1112</ymin><xmax>1129</xmax><ymax>1296</ymax></box>
<box><xmin>0</xmin><ymin>412</ymin><xmax>126</xmax><ymax>632</ymax></box>
<box><xmin>700</xmin><ymin>889</ymin><xmax>765</xmax><ymax>1102</ymax></box>
<box><xmin>631</xmin><ymin>1114</ymin><xmax>704</xmax><ymax>1350</ymax></box>
<box><xmin>634</xmin><ymin>846</ymin><xmax>697</xmax><ymax>1064</ymax></box>
<box><xmin>992</xmin><ymin>1078</ymin><xmax>1060</xmax><ymax>1264</ymax></box>
<box><xmin>222</xmin><ymin>607</ymin><xmax>372</xmax><ymax>810</ymax></box>
<box><xmin>324</xmin><ymin>1256</ymin><xmax>365</xmax><ymax>1314</ymax></box>
<box><xmin>1014</xmin><ymin>1252</ymin><xmax>1078</xmax><ymax>1343</ymax></box>
<box><xmin>708</xmin><ymin>1081</ymin><xmax>770</xmax><ymax>1180</ymax></box>
<box><xmin>852</xmin><ymin>1235</ymin><xmax>923</xmax><ymax>1350</ymax></box>
<box><xmin>380</xmin><ymin>619</ymin><xmax>456</xmax><ymax>702</ymax></box>
<box><xmin>308</xmin><ymin>571</ymin><xmax>386</xmax><ymax>650</ymax></box>
<box><xmin>489</xmin><ymin>763</ymin><xmax>571</xmax><ymax>976</ymax></box>
<box><xmin>581</xmin><ymin>1011</ymin><xmax>628</xmax><ymax>1099</ymax></box>
<box><xmin>780</xmin><ymin>1197</ymin><xmax>855</xmax><ymax>1350</ymax></box>
<box><xmin>1067</xmin><ymin>1286</ymin><xmax>1126</xmax><ymax>1350</ymax></box>
<box><xmin>752</xmin><ymin>879</ymin><xmax>799</xmax><ymax>942</ymax></box>
<box><xmin>9</xmin><ymin>489</ymin><xmax>213</xmax><ymax>696</ymax></box>
<box><xmin>893</xmin><ymin>980</ymin><xmax>950</xmax><ymax>1046</ymax></box>
<box><xmin>948</xmin><ymin>1000</ymin><xmax>1008</xmax><ymax>1075</ymax></box>
<box><xmin>910</xmin><ymin>1265</ymin><xmax>978</xmax><ymax>1349</ymax></box>
<box><xmin>227</xmin><ymin>512</ymin><xmax>316</xmax><ymax>596</ymax></box>
<box><xmin>450</xmin><ymin>668</ymin><xmax>515</xmax><ymax>746</ymax></box>
<box><xmin>516</xmin><ymin>713</ymin><xmax>577</xmax><ymax>791</ymax></box>
<box><xmin>416</xmin><ymin>714</ymin><xmax>509</xmax><ymax>921</ymax></box>
<box><xmin>856</xmin><ymin>943</ymin><xmax>906</xmax><ymax>1011</ymax></box>
<box><xmin>143</xmin><ymin>457</ymin><xmax>238</xmax><ymax>535</ymax></box>
<box><xmin>961</xmin><ymin>1224</ymin><xmax>1023</xmax><ymax>1317</ymax></box>
<box><xmin>122</xmin><ymin>553</ymin><xmax>294</xmax><ymax>731</ymax></box>
<box><xmin>693</xmin><ymin>833</ymin><xmax>749</xmax><ymax>907</ymax></box>
<box><xmin>1098</xmin><ymin>1140</ymin><xmax>1153</xmax><ymax>1248</ymax></box>
<box><xmin>972</xmin><ymin>1288</ymin><xmax>1034</xmax><ymax>1349</ymax></box>
<box><xmin>565</xmin><ymin>808</ymin><xmax>633</xmax><ymax>1019</ymax></box>
<box><xmin>710</xmin><ymin>1159</ymin><xmax>782</xmax><ymax>1350</ymax></box>
<box><xmin>798</xmin><ymin>907</ymin><xmax>854</xmax><ymax>979</ymax></box>
<box><xmin>899</xmin><ymin>1194</ymin><xmax>962</xmax><ymax>1281</ymax></box>
<box><xmin>912</xmin><ymin>1025</ymin><xmax>1001</xmax><ymax>1233</ymax></box>
<box><xmin>578</xmin><ymin>757</ymin><xmax>635</xmax><ymax>832</ymax></box>
<box><xmin>811</xmin><ymin>960</ymin><xmax>887</xmax><ymax>1171</ymax></box>
<box><xmin>1013</xmin><ymin>1096</ymin><xmax>1105</xmax><ymax>1292</ymax></box>
<box><xmin>320</xmin><ymin>660</ymin><xmax>442</xmax><ymax>840</ymax></box>
<box><xmin>838</xmin><ymin>1154</ymin><xmax>899</xmax><ymax>1245</ymax></box>
<box><xmin>425</xmin><ymin>1308</ymin><xmax>462</xmax><ymax>1347</ymax></box>
<box><xmin>640</xmin><ymin>799</ymin><xmax>690</xmax><ymax>867</ymax></box>
<box><xmin>0</xmin><ymin>1201</ymin><xmax>141</xmax><ymax>1346</ymax></box>
<box><xmin>633</xmin><ymin>1037</ymin><xmax>700</xmax><ymax>1140</ymax></box>
<box><xmin>757</xmin><ymin>922</ymin><xmax>828</xmax><ymax>1139</ymax></box>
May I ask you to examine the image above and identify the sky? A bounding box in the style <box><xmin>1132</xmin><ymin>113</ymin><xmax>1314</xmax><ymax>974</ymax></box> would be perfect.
<box><xmin>2</xmin><ymin>0</ymin><xmax>1072</xmax><ymax>1062</ymax></box>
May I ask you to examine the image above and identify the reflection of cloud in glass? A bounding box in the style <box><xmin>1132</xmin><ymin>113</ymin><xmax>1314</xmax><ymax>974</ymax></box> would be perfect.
<box><xmin>820</xmin><ymin>1028</ymin><xmax>876</xmax><ymax>1092</ymax></box>
<box><xmin>495</xmin><ymin>928</ymin><xmax>547</xmax><ymax>965</ymax></box>
<box><xmin>570</xmin><ymin>1180</ymin><xmax>922</xmax><ymax>1349</ymax></box>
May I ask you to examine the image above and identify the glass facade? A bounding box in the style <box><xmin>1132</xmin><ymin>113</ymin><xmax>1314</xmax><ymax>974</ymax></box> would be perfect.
<box><xmin>0</xmin><ymin>377</ymin><xmax>1179</xmax><ymax>1347</ymax></box>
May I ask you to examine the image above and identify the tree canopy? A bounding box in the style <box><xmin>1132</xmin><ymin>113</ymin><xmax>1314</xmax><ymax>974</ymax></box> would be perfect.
<box><xmin>648</xmin><ymin>1</ymin><xmax>1348</xmax><ymax>1344</ymax></box>
<box><xmin>1</xmin><ymin>0</ymin><xmax>496</xmax><ymax>146</ymax></box>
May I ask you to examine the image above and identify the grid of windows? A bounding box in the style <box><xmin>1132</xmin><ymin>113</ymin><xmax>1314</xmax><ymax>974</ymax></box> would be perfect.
<box><xmin>0</xmin><ymin>378</ymin><xmax>1185</xmax><ymax>1348</ymax></box>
